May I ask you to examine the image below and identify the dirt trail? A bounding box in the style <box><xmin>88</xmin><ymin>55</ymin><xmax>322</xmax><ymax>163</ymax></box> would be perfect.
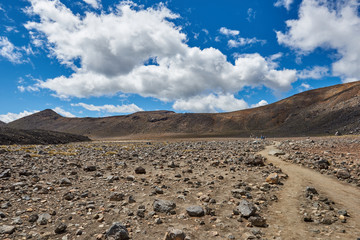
<box><xmin>259</xmin><ymin>143</ymin><xmax>360</xmax><ymax>240</ymax></box>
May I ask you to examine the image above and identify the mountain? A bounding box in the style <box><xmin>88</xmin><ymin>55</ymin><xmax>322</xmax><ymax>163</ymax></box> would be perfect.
<box><xmin>0</xmin><ymin>127</ymin><xmax>90</xmax><ymax>145</ymax></box>
<box><xmin>0</xmin><ymin>120</ymin><xmax>5</xmax><ymax>127</ymax></box>
<box><xmin>7</xmin><ymin>81</ymin><xmax>360</xmax><ymax>138</ymax></box>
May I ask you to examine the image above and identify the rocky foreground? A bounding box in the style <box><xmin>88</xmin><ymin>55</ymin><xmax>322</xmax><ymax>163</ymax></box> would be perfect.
<box><xmin>0</xmin><ymin>139</ymin><xmax>359</xmax><ymax>239</ymax></box>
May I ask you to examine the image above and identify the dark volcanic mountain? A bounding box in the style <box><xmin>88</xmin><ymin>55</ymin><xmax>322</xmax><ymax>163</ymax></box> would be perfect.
<box><xmin>0</xmin><ymin>127</ymin><xmax>90</xmax><ymax>145</ymax></box>
<box><xmin>0</xmin><ymin>120</ymin><xmax>6</xmax><ymax>126</ymax></box>
<box><xmin>7</xmin><ymin>81</ymin><xmax>360</xmax><ymax>138</ymax></box>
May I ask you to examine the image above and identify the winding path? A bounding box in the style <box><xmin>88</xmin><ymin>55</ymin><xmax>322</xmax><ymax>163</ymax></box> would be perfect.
<box><xmin>259</xmin><ymin>143</ymin><xmax>360</xmax><ymax>239</ymax></box>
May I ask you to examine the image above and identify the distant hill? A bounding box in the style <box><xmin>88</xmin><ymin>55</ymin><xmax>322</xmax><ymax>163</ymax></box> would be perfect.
<box><xmin>0</xmin><ymin>127</ymin><xmax>90</xmax><ymax>145</ymax></box>
<box><xmin>7</xmin><ymin>81</ymin><xmax>360</xmax><ymax>138</ymax></box>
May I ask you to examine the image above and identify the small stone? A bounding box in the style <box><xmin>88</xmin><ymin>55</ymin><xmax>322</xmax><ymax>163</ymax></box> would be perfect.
<box><xmin>237</xmin><ymin>200</ymin><xmax>256</xmax><ymax>218</ymax></box>
<box><xmin>155</xmin><ymin>218</ymin><xmax>163</xmax><ymax>224</ymax></box>
<box><xmin>231</xmin><ymin>189</ymin><xmax>246</xmax><ymax>199</ymax></box>
<box><xmin>110</xmin><ymin>192</ymin><xmax>125</xmax><ymax>201</ymax></box>
<box><xmin>265</xmin><ymin>173</ymin><xmax>279</xmax><ymax>184</ymax></box>
<box><xmin>337</xmin><ymin>169</ymin><xmax>351</xmax><ymax>179</ymax></box>
<box><xmin>248</xmin><ymin>216</ymin><xmax>267</xmax><ymax>227</ymax></box>
<box><xmin>135</xmin><ymin>166</ymin><xmax>146</xmax><ymax>174</ymax></box>
<box><xmin>0</xmin><ymin>225</ymin><xmax>16</xmax><ymax>234</ymax></box>
<box><xmin>37</xmin><ymin>213</ymin><xmax>51</xmax><ymax>225</ymax></box>
<box><xmin>0</xmin><ymin>169</ymin><xmax>11</xmax><ymax>178</ymax></box>
<box><xmin>338</xmin><ymin>209</ymin><xmax>348</xmax><ymax>216</ymax></box>
<box><xmin>153</xmin><ymin>199</ymin><xmax>176</xmax><ymax>213</ymax></box>
<box><xmin>60</xmin><ymin>178</ymin><xmax>72</xmax><ymax>186</ymax></box>
<box><xmin>63</xmin><ymin>192</ymin><xmax>75</xmax><ymax>201</ymax></box>
<box><xmin>29</xmin><ymin>214</ymin><xmax>39</xmax><ymax>223</ymax></box>
<box><xmin>186</xmin><ymin>206</ymin><xmax>205</xmax><ymax>217</ymax></box>
<box><xmin>55</xmin><ymin>223</ymin><xmax>67</xmax><ymax>234</ymax></box>
<box><xmin>84</xmin><ymin>165</ymin><xmax>96</xmax><ymax>171</ymax></box>
<box><xmin>105</xmin><ymin>222</ymin><xmax>129</xmax><ymax>240</ymax></box>
<box><xmin>164</xmin><ymin>229</ymin><xmax>186</xmax><ymax>240</ymax></box>
<box><xmin>128</xmin><ymin>195</ymin><xmax>136</xmax><ymax>203</ymax></box>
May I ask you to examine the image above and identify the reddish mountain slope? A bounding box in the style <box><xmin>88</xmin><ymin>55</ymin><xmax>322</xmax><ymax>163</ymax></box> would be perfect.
<box><xmin>8</xmin><ymin>81</ymin><xmax>360</xmax><ymax>138</ymax></box>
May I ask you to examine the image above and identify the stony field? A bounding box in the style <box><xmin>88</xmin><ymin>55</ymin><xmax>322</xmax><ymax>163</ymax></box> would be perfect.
<box><xmin>0</xmin><ymin>138</ymin><xmax>359</xmax><ymax>240</ymax></box>
<box><xmin>277</xmin><ymin>136</ymin><xmax>360</xmax><ymax>187</ymax></box>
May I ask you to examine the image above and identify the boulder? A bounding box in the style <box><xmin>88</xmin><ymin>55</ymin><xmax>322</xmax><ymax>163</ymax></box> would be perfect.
<box><xmin>236</xmin><ymin>200</ymin><xmax>256</xmax><ymax>217</ymax></box>
<box><xmin>153</xmin><ymin>199</ymin><xmax>176</xmax><ymax>213</ymax></box>
<box><xmin>106</xmin><ymin>223</ymin><xmax>129</xmax><ymax>240</ymax></box>
<box><xmin>164</xmin><ymin>229</ymin><xmax>186</xmax><ymax>240</ymax></box>
<box><xmin>186</xmin><ymin>206</ymin><xmax>205</xmax><ymax>217</ymax></box>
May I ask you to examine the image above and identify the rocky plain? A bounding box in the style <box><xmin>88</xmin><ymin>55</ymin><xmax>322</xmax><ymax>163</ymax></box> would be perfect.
<box><xmin>0</xmin><ymin>137</ymin><xmax>360</xmax><ymax>240</ymax></box>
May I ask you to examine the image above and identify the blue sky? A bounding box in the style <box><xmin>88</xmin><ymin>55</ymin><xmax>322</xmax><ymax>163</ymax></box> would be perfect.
<box><xmin>0</xmin><ymin>0</ymin><xmax>359</xmax><ymax>122</ymax></box>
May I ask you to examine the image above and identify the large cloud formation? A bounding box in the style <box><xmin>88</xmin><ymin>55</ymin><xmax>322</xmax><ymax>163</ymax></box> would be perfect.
<box><xmin>25</xmin><ymin>0</ymin><xmax>297</xmax><ymax>112</ymax></box>
<box><xmin>277</xmin><ymin>0</ymin><xmax>360</xmax><ymax>83</ymax></box>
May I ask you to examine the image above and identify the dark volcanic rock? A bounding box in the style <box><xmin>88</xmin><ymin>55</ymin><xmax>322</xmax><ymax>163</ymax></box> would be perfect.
<box><xmin>186</xmin><ymin>206</ymin><xmax>205</xmax><ymax>217</ymax></box>
<box><xmin>106</xmin><ymin>222</ymin><xmax>129</xmax><ymax>240</ymax></box>
<box><xmin>54</xmin><ymin>222</ymin><xmax>67</xmax><ymax>234</ymax></box>
<box><xmin>135</xmin><ymin>166</ymin><xmax>146</xmax><ymax>174</ymax></box>
<box><xmin>153</xmin><ymin>199</ymin><xmax>176</xmax><ymax>213</ymax></box>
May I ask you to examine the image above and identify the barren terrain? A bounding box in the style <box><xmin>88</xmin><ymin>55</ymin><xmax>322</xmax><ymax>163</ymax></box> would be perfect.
<box><xmin>1</xmin><ymin>137</ymin><xmax>359</xmax><ymax>239</ymax></box>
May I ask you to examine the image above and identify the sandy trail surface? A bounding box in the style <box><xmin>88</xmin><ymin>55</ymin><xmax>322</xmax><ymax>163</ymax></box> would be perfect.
<box><xmin>259</xmin><ymin>143</ymin><xmax>360</xmax><ymax>240</ymax></box>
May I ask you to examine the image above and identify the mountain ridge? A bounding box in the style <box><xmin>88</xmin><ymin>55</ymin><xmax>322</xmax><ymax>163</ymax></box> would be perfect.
<box><xmin>7</xmin><ymin>81</ymin><xmax>360</xmax><ymax>138</ymax></box>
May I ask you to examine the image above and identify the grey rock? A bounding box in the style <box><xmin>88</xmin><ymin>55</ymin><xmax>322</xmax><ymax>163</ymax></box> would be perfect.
<box><xmin>55</xmin><ymin>223</ymin><xmax>67</xmax><ymax>234</ymax></box>
<box><xmin>153</xmin><ymin>199</ymin><xmax>176</xmax><ymax>213</ymax></box>
<box><xmin>37</xmin><ymin>213</ymin><xmax>51</xmax><ymax>225</ymax></box>
<box><xmin>135</xmin><ymin>166</ymin><xmax>146</xmax><ymax>174</ymax></box>
<box><xmin>106</xmin><ymin>222</ymin><xmax>129</xmax><ymax>240</ymax></box>
<box><xmin>248</xmin><ymin>216</ymin><xmax>267</xmax><ymax>227</ymax></box>
<box><xmin>0</xmin><ymin>169</ymin><xmax>11</xmax><ymax>178</ymax></box>
<box><xmin>0</xmin><ymin>225</ymin><xmax>15</xmax><ymax>234</ymax></box>
<box><xmin>231</xmin><ymin>189</ymin><xmax>247</xmax><ymax>199</ymax></box>
<box><xmin>28</xmin><ymin>214</ymin><xmax>39</xmax><ymax>223</ymax></box>
<box><xmin>110</xmin><ymin>192</ymin><xmax>125</xmax><ymax>201</ymax></box>
<box><xmin>186</xmin><ymin>206</ymin><xmax>205</xmax><ymax>217</ymax></box>
<box><xmin>164</xmin><ymin>229</ymin><xmax>186</xmax><ymax>240</ymax></box>
<box><xmin>63</xmin><ymin>192</ymin><xmax>75</xmax><ymax>201</ymax></box>
<box><xmin>1</xmin><ymin>202</ymin><xmax>11</xmax><ymax>209</ymax></box>
<box><xmin>11</xmin><ymin>216</ymin><xmax>23</xmax><ymax>225</ymax></box>
<box><xmin>60</xmin><ymin>178</ymin><xmax>72</xmax><ymax>186</ymax></box>
<box><xmin>337</xmin><ymin>169</ymin><xmax>351</xmax><ymax>179</ymax></box>
<box><xmin>237</xmin><ymin>200</ymin><xmax>256</xmax><ymax>217</ymax></box>
<box><xmin>84</xmin><ymin>165</ymin><xmax>96</xmax><ymax>171</ymax></box>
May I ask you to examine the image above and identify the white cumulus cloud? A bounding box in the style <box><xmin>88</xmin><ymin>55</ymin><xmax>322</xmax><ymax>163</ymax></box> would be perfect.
<box><xmin>274</xmin><ymin>0</ymin><xmax>294</xmax><ymax>10</ymax></box>
<box><xmin>297</xmin><ymin>66</ymin><xmax>329</xmax><ymax>79</ymax></box>
<box><xmin>219</xmin><ymin>27</ymin><xmax>240</xmax><ymax>37</ymax></box>
<box><xmin>228</xmin><ymin>38</ymin><xmax>266</xmax><ymax>48</ymax></box>
<box><xmin>277</xmin><ymin>0</ymin><xmax>360</xmax><ymax>83</ymax></box>
<box><xmin>0</xmin><ymin>36</ymin><xmax>23</xmax><ymax>64</ymax></box>
<box><xmin>25</xmin><ymin>0</ymin><xmax>297</xmax><ymax>110</ymax></box>
<box><xmin>173</xmin><ymin>94</ymin><xmax>249</xmax><ymax>113</ymax></box>
<box><xmin>251</xmin><ymin>100</ymin><xmax>268</xmax><ymax>108</ymax></box>
<box><xmin>0</xmin><ymin>110</ymin><xmax>39</xmax><ymax>123</ymax></box>
<box><xmin>83</xmin><ymin>0</ymin><xmax>101</xmax><ymax>9</ymax></box>
<box><xmin>53</xmin><ymin>107</ymin><xmax>76</xmax><ymax>117</ymax></box>
<box><xmin>71</xmin><ymin>103</ymin><xmax>143</xmax><ymax>114</ymax></box>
